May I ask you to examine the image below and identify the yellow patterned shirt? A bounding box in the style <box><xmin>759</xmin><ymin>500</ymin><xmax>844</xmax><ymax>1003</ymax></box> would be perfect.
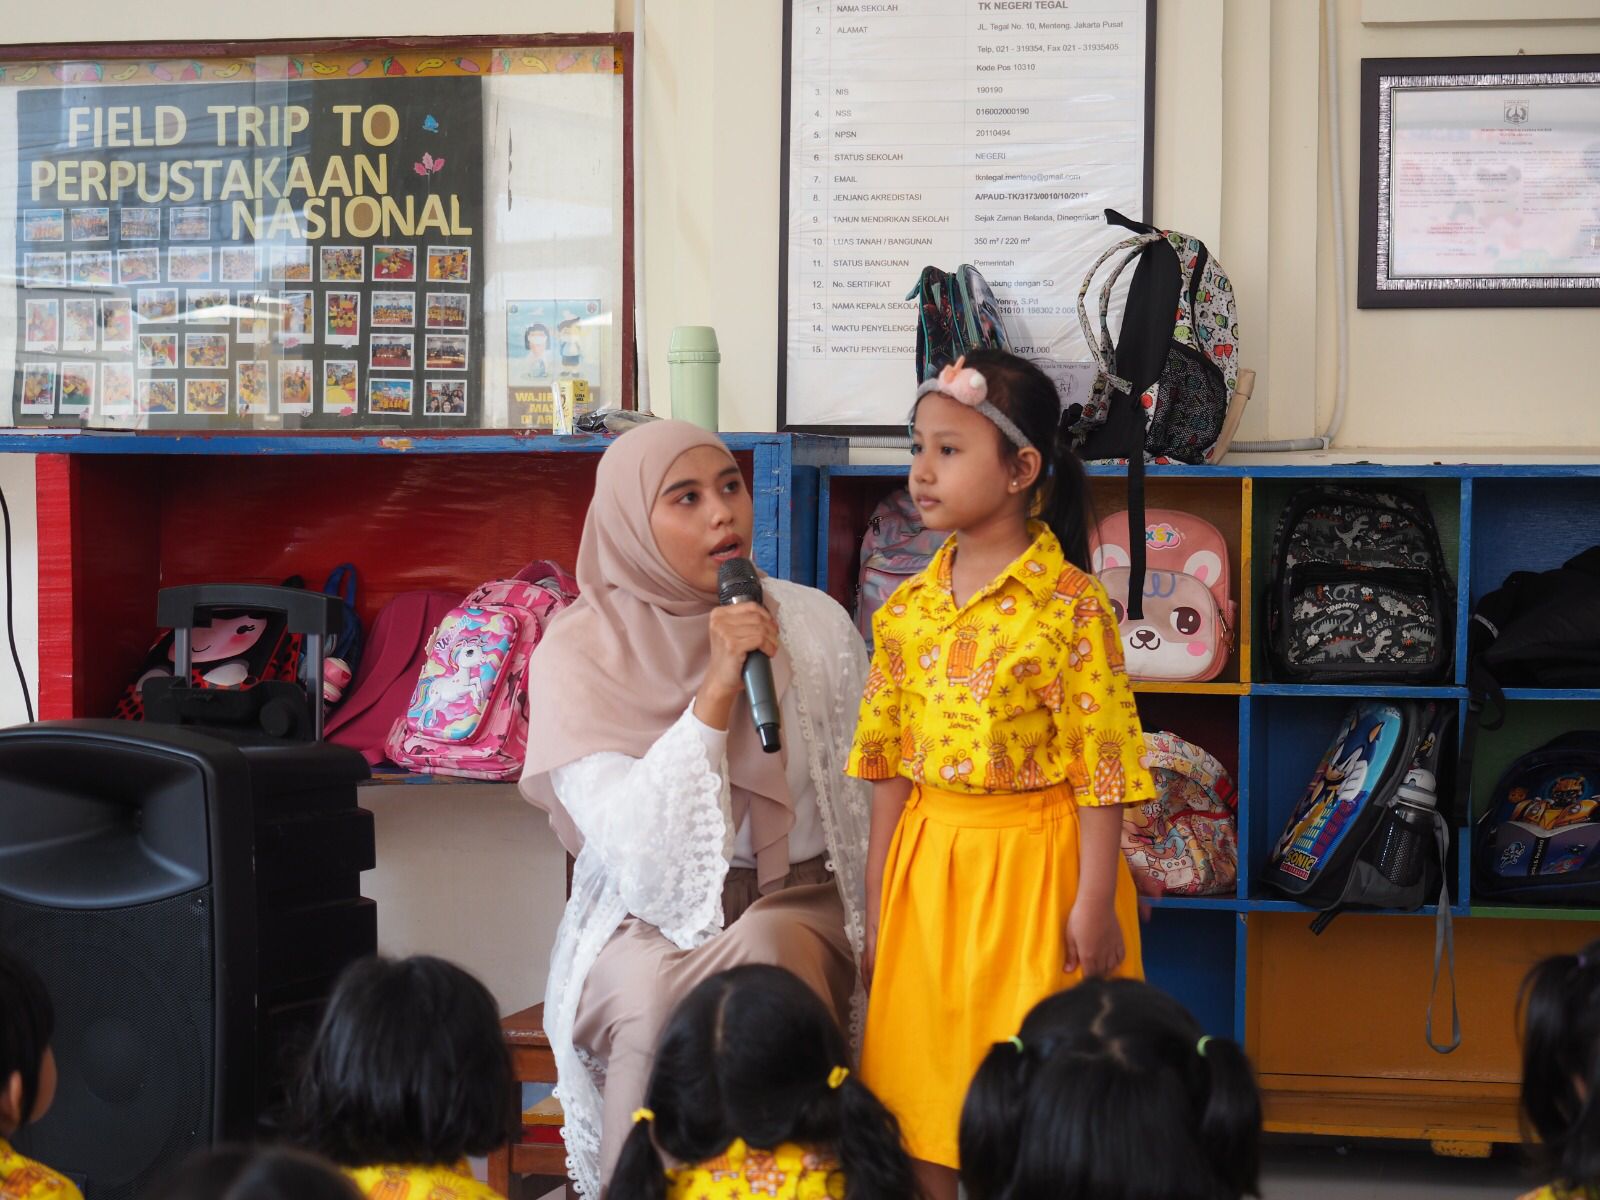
<box><xmin>1519</xmin><ymin>1187</ymin><xmax>1599</xmax><ymax>1200</ymax></box>
<box><xmin>666</xmin><ymin>1140</ymin><xmax>845</xmax><ymax>1200</ymax></box>
<box><xmin>345</xmin><ymin>1161</ymin><xmax>502</xmax><ymax>1200</ymax></box>
<box><xmin>847</xmin><ymin>522</ymin><xmax>1153</xmax><ymax>805</ymax></box>
<box><xmin>0</xmin><ymin>1139</ymin><xmax>82</xmax><ymax>1200</ymax></box>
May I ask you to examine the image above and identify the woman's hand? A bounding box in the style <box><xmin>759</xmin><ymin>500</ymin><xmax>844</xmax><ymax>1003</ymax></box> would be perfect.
<box><xmin>1064</xmin><ymin>895</ymin><xmax>1126</xmax><ymax>978</ymax></box>
<box><xmin>693</xmin><ymin>603</ymin><xmax>780</xmax><ymax>730</ymax></box>
<box><xmin>861</xmin><ymin>906</ymin><xmax>880</xmax><ymax>989</ymax></box>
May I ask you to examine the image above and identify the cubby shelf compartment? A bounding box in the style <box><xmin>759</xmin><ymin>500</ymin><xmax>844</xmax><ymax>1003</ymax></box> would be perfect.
<box><xmin>1252</xmin><ymin>684</ymin><xmax>1466</xmax><ymax>699</ymax></box>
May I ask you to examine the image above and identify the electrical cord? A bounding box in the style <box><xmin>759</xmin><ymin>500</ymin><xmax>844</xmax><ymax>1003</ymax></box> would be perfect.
<box><xmin>0</xmin><ymin>483</ymin><xmax>35</xmax><ymax>723</ymax></box>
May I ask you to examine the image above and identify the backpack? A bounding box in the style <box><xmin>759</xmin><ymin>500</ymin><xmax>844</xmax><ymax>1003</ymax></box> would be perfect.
<box><xmin>321</xmin><ymin>563</ymin><xmax>365</xmax><ymax>675</ymax></box>
<box><xmin>1267</xmin><ymin>485</ymin><xmax>1453</xmax><ymax>683</ymax></box>
<box><xmin>1090</xmin><ymin>509</ymin><xmax>1234</xmax><ymax>683</ymax></box>
<box><xmin>384</xmin><ymin>561</ymin><xmax>579</xmax><ymax>781</ymax></box>
<box><xmin>325</xmin><ymin>589</ymin><xmax>464</xmax><ymax>766</ymax></box>
<box><xmin>1473</xmin><ymin>733</ymin><xmax>1600</xmax><ymax>905</ymax></box>
<box><xmin>855</xmin><ymin>488</ymin><xmax>947</xmax><ymax>651</ymax></box>
<box><xmin>1467</xmin><ymin>546</ymin><xmax>1600</xmax><ymax>705</ymax></box>
<box><xmin>1121</xmin><ymin>731</ymin><xmax>1237</xmax><ymax>897</ymax></box>
<box><xmin>1072</xmin><ymin>208</ymin><xmax>1237</xmax><ymax>467</ymax></box>
<box><xmin>1265</xmin><ymin>700</ymin><xmax>1459</xmax><ymax>1051</ymax></box>
<box><xmin>907</xmin><ymin>263</ymin><xmax>1012</xmax><ymax>382</ymax></box>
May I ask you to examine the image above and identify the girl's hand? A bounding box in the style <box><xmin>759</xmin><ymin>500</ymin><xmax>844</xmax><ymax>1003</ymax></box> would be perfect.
<box><xmin>694</xmin><ymin>603</ymin><xmax>780</xmax><ymax>729</ymax></box>
<box><xmin>1064</xmin><ymin>896</ymin><xmax>1125</xmax><ymax>978</ymax></box>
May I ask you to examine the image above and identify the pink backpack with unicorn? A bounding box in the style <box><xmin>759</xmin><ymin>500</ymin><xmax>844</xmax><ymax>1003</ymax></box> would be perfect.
<box><xmin>1091</xmin><ymin>509</ymin><xmax>1235</xmax><ymax>683</ymax></box>
<box><xmin>384</xmin><ymin>560</ymin><xmax>579</xmax><ymax>780</ymax></box>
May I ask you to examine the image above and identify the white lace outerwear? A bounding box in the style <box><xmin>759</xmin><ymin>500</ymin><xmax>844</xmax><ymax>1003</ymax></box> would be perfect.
<box><xmin>529</xmin><ymin>579</ymin><xmax>871</xmax><ymax>1196</ymax></box>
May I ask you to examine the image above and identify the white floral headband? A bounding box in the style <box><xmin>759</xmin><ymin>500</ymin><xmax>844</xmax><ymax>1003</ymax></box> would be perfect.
<box><xmin>908</xmin><ymin>356</ymin><xmax>1036</xmax><ymax>452</ymax></box>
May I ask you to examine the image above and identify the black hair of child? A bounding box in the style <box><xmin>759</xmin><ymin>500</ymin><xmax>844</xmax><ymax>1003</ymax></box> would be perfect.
<box><xmin>1521</xmin><ymin>938</ymin><xmax>1600</xmax><ymax>1195</ymax></box>
<box><xmin>290</xmin><ymin>955</ymin><xmax>515</xmax><ymax>1168</ymax></box>
<box><xmin>958</xmin><ymin>348</ymin><xmax>1095</xmax><ymax>572</ymax></box>
<box><xmin>0</xmin><ymin>943</ymin><xmax>54</xmax><ymax>1128</ymax></box>
<box><xmin>960</xmin><ymin>978</ymin><xmax>1261</xmax><ymax>1200</ymax></box>
<box><xmin>146</xmin><ymin>1145</ymin><xmax>362</xmax><ymax>1200</ymax></box>
<box><xmin>609</xmin><ymin>964</ymin><xmax>916</xmax><ymax>1200</ymax></box>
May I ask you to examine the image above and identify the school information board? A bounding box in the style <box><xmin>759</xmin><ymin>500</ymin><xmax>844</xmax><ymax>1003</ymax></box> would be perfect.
<box><xmin>780</xmin><ymin>0</ymin><xmax>1152</xmax><ymax>432</ymax></box>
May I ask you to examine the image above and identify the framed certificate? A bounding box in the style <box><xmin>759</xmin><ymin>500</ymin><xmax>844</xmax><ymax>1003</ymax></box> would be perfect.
<box><xmin>1360</xmin><ymin>54</ymin><xmax>1600</xmax><ymax>308</ymax></box>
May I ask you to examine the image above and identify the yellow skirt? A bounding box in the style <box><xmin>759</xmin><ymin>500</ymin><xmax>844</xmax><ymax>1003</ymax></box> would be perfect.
<box><xmin>859</xmin><ymin>781</ymin><xmax>1143</xmax><ymax>1168</ymax></box>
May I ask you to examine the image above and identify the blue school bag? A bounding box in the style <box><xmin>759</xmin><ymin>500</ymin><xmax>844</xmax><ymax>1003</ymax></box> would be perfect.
<box><xmin>855</xmin><ymin>489</ymin><xmax>947</xmax><ymax>652</ymax></box>
<box><xmin>1474</xmin><ymin>733</ymin><xmax>1600</xmax><ymax>904</ymax></box>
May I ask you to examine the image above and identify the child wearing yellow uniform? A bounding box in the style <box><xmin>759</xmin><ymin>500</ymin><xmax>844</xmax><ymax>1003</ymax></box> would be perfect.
<box><xmin>0</xmin><ymin>948</ymin><xmax>82</xmax><ymax>1200</ymax></box>
<box><xmin>847</xmin><ymin>351</ymin><xmax>1154</xmax><ymax>1200</ymax></box>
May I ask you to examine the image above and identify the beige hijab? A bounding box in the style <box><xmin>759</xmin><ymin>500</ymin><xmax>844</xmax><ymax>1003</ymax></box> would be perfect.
<box><xmin>521</xmin><ymin>421</ymin><xmax>796</xmax><ymax>891</ymax></box>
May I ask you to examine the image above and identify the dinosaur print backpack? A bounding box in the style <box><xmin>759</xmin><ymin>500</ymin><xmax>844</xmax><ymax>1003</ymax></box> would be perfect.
<box><xmin>1267</xmin><ymin>486</ymin><xmax>1452</xmax><ymax>683</ymax></box>
<box><xmin>1121</xmin><ymin>730</ymin><xmax>1238</xmax><ymax>897</ymax></box>
<box><xmin>385</xmin><ymin>560</ymin><xmax>578</xmax><ymax>780</ymax></box>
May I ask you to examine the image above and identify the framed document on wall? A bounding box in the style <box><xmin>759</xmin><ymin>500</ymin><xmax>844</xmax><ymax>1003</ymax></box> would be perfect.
<box><xmin>778</xmin><ymin>0</ymin><xmax>1155</xmax><ymax>433</ymax></box>
<box><xmin>1360</xmin><ymin>54</ymin><xmax>1600</xmax><ymax>309</ymax></box>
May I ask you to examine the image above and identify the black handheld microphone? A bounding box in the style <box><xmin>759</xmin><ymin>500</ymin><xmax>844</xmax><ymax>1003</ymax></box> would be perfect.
<box><xmin>717</xmin><ymin>557</ymin><xmax>782</xmax><ymax>753</ymax></box>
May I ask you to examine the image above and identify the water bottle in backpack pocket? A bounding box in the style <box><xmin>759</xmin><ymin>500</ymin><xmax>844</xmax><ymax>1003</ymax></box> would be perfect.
<box><xmin>1473</xmin><ymin>733</ymin><xmax>1600</xmax><ymax>905</ymax></box>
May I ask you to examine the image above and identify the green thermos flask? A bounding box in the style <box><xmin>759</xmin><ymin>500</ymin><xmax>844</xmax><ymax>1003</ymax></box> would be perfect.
<box><xmin>667</xmin><ymin>326</ymin><xmax>720</xmax><ymax>431</ymax></box>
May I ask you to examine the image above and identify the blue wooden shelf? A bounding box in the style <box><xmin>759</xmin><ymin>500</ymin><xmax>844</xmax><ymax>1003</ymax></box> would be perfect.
<box><xmin>1498</xmin><ymin>688</ymin><xmax>1600</xmax><ymax>702</ymax></box>
<box><xmin>1253</xmin><ymin>683</ymin><xmax>1467</xmax><ymax>699</ymax></box>
<box><xmin>1143</xmin><ymin>895</ymin><xmax>1244</xmax><ymax>912</ymax></box>
<box><xmin>0</xmin><ymin>429</ymin><xmax>842</xmax><ymax>457</ymax></box>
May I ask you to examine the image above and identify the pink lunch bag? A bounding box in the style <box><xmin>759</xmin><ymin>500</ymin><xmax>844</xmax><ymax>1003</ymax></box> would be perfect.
<box><xmin>384</xmin><ymin>560</ymin><xmax>579</xmax><ymax>780</ymax></box>
<box><xmin>1091</xmin><ymin>509</ymin><xmax>1235</xmax><ymax>683</ymax></box>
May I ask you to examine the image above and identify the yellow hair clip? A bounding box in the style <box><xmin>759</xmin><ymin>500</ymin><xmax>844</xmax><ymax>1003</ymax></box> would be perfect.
<box><xmin>631</xmin><ymin>1107</ymin><xmax>655</xmax><ymax>1124</ymax></box>
<box><xmin>827</xmin><ymin>1066</ymin><xmax>850</xmax><ymax>1090</ymax></box>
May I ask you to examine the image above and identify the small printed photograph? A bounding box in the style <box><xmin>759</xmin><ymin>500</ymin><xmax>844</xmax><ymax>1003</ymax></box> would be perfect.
<box><xmin>184</xmin><ymin>288</ymin><xmax>231</xmax><ymax>325</ymax></box>
<box><xmin>280</xmin><ymin>291</ymin><xmax>314</xmax><ymax>344</ymax></box>
<box><xmin>369</xmin><ymin>333</ymin><xmax>414</xmax><ymax>372</ymax></box>
<box><xmin>325</xmin><ymin>291</ymin><xmax>361</xmax><ymax>347</ymax></box>
<box><xmin>101</xmin><ymin>363</ymin><xmax>135</xmax><ymax>414</ymax></box>
<box><xmin>426</xmin><ymin>292</ymin><xmax>470</xmax><ymax>330</ymax></box>
<box><xmin>138</xmin><ymin>332</ymin><xmax>178</xmax><ymax>369</ymax></box>
<box><xmin>184</xmin><ymin>377</ymin><xmax>229</xmax><ymax>416</ymax></box>
<box><xmin>368</xmin><ymin>376</ymin><xmax>414</xmax><ymax>416</ymax></box>
<box><xmin>20</xmin><ymin>364</ymin><xmax>57</xmax><ymax>415</ymax></box>
<box><xmin>269</xmin><ymin>244</ymin><xmax>313</xmax><ymax>282</ymax></box>
<box><xmin>70</xmin><ymin>207</ymin><xmax>111</xmax><ymax>241</ymax></box>
<box><xmin>59</xmin><ymin>362</ymin><xmax>95</xmax><ymax>413</ymax></box>
<box><xmin>320</xmin><ymin>245</ymin><xmax>364</xmax><ymax>283</ymax></box>
<box><xmin>425</xmin><ymin>246</ymin><xmax>471</xmax><ymax>283</ymax></box>
<box><xmin>24</xmin><ymin>300</ymin><xmax>59</xmax><ymax>352</ymax></box>
<box><xmin>101</xmin><ymin>298</ymin><xmax>134</xmax><ymax>352</ymax></box>
<box><xmin>24</xmin><ymin>253</ymin><xmax>66</xmax><ymax>289</ymax></box>
<box><xmin>167</xmin><ymin>247</ymin><xmax>213</xmax><ymax>283</ymax></box>
<box><xmin>137</xmin><ymin>288</ymin><xmax>179</xmax><ymax>322</ymax></box>
<box><xmin>322</xmin><ymin>360</ymin><xmax>359</xmax><ymax>414</ymax></box>
<box><xmin>23</xmin><ymin>209</ymin><xmax>64</xmax><ymax>242</ymax></box>
<box><xmin>424</xmin><ymin>333</ymin><xmax>468</xmax><ymax>372</ymax></box>
<box><xmin>117</xmin><ymin>247</ymin><xmax>161</xmax><ymax>285</ymax></box>
<box><xmin>236</xmin><ymin>292</ymin><xmax>273</xmax><ymax>344</ymax></box>
<box><xmin>236</xmin><ymin>360</ymin><xmax>269</xmax><ymax>416</ymax></box>
<box><xmin>71</xmin><ymin>251</ymin><xmax>114</xmax><ymax>286</ymax></box>
<box><xmin>278</xmin><ymin>360</ymin><xmax>314</xmax><ymax>414</ymax></box>
<box><xmin>120</xmin><ymin>207</ymin><xmax>162</xmax><ymax>241</ymax></box>
<box><xmin>62</xmin><ymin>298</ymin><xmax>98</xmax><ymax>352</ymax></box>
<box><xmin>372</xmin><ymin>244</ymin><xmax>416</xmax><ymax>282</ymax></box>
<box><xmin>424</xmin><ymin>378</ymin><xmax>467</xmax><ymax>416</ymax></box>
<box><xmin>185</xmin><ymin>332</ymin><xmax>230</xmax><ymax>370</ymax></box>
<box><xmin>371</xmin><ymin>291</ymin><xmax>416</xmax><ymax>328</ymax></box>
<box><xmin>170</xmin><ymin>206</ymin><xmax>212</xmax><ymax>241</ymax></box>
<box><xmin>220</xmin><ymin>246</ymin><xmax>260</xmax><ymax>283</ymax></box>
<box><xmin>138</xmin><ymin>377</ymin><xmax>179</xmax><ymax>415</ymax></box>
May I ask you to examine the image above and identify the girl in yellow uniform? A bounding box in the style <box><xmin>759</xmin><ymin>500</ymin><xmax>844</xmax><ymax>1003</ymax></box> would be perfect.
<box><xmin>0</xmin><ymin>948</ymin><xmax>82</xmax><ymax>1200</ymax></box>
<box><xmin>1516</xmin><ymin>939</ymin><xmax>1600</xmax><ymax>1200</ymax></box>
<box><xmin>609</xmin><ymin>965</ymin><xmax>915</xmax><ymax>1200</ymax></box>
<box><xmin>847</xmin><ymin>349</ymin><xmax>1154</xmax><ymax>1200</ymax></box>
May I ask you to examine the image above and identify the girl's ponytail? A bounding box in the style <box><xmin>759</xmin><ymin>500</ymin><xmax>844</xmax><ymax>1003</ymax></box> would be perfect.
<box><xmin>1044</xmin><ymin>413</ymin><xmax>1094</xmax><ymax>572</ymax></box>
<box><xmin>833</xmin><ymin>1075</ymin><xmax>918</xmax><ymax>1200</ymax></box>
<box><xmin>1196</xmin><ymin>1036</ymin><xmax>1262</xmax><ymax>1198</ymax></box>
<box><xmin>609</xmin><ymin>1117</ymin><xmax>669</xmax><ymax>1200</ymax></box>
<box><xmin>1521</xmin><ymin>943</ymin><xmax>1600</xmax><ymax>1192</ymax></box>
<box><xmin>958</xmin><ymin>1040</ymin><xmax>1035</xmax><ymax>1200</ymax></box>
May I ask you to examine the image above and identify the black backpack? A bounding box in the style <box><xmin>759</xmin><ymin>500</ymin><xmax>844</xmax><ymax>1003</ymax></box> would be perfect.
<box><xmin>1267</xmin><ymin>485</ymin><xmax>1453</xmax><ymax>683</ymax></box>
<box><xmin>1264</xmin><ymin>700</ymin><xmax>1460</xmax><ymax>1052</ymax></box>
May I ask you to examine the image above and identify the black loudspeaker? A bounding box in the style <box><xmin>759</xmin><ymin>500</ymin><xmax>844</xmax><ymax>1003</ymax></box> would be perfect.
<box><xmin>0</xmin><ymin>720</ymin><xmax>373</xmax><ymax>1200</ymax></box>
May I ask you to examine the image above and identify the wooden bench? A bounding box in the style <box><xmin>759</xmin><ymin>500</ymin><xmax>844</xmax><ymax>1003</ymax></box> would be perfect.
<box><xmin>489</xmin><ymin>1003</ymin><xmax>572</xmax><ymax>1199</ymax></box>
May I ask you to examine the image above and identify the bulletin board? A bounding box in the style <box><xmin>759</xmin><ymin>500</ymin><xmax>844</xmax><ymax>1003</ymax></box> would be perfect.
<box><xmin>0</xmin><ymin>35</ymin><xmax>632</xmax><ymax>431</ymax></box>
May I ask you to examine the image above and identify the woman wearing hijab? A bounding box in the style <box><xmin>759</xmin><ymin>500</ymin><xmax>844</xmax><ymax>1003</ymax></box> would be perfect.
<box><xmin>520</xmin><ymin>421</ymin><xmax>871</xmax><ymax>1197</ymax></box>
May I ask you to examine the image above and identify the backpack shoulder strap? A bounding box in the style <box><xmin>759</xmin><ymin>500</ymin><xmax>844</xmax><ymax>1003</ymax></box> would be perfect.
<box><xmin>1076</xmin><ymin>235</ymin><xmax>1157</xmax><ymax>392</ymax></box>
